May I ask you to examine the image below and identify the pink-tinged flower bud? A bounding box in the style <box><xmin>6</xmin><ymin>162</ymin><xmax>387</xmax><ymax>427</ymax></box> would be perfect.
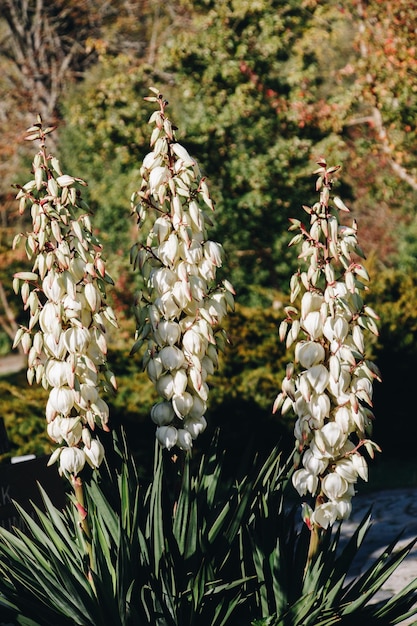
<box><xmin>48</xmin><ymin>386</ymin><xmax>74</xmax><ymax>417</ymax></box>
<box><xmin>84</xmin><ymin>438</ymin><xmax>105</xmax><ymax>468</ymax></box>
<box><xmin>177</xmin><ymin>429</ymin><xmax>193</xmax><ymax>451</ymax></box>
<box><xmin>301</xmin><ymin>311</ymin><xmax>322</xmax><ymax>340</ymax></box>
<box><xmin>151</xmin><ymin>401</ymin><xmax>176</xmax><ymax>426</ymax></box>
<box><xmin>59</xmin><ymin>446</ymin><xmax>86</xmax><ymax>476</ymax></box>
<box><xmin>184</xmin><ymin>415</ymin><xmax>207</xmax><ymax>438</ymax></box>
<box><xmin>159</xmin><ymin>346</ymin><xmax>185</xmax><ymax>371</ymax></box>
<box><xmin>321</xmin><ymin>473</ymin><xmax>349</xmax><ymax>500</ymax></box>
<box><xmin>172</xmin><ymin>392</ymin><xmax>194</xmax><ymax>418</ymax></box>
<box><xmin>295</xmin><ymin>341</ymin><xmax>325</xmax><ymax>368</ymax></box>
<box><xmin>156</xmin><ymin>425</ymin><xmax>178</xmax><ymax>450</ymax></box>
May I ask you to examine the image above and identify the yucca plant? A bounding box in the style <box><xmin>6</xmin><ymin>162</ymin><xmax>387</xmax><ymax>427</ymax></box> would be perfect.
<box><xmin>0</xmin><ymin>431</ymin><xmax>287</xmax><ymax>625</ymax></box>
<box><xmin>244</xmin><ymin>476</ymin><xmax>417</xmax><ymax>625</ymax></box>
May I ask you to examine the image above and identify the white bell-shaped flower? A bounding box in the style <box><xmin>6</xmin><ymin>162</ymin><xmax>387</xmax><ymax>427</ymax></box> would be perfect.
<box><xmin>177</xmin><ymin>428</ymin><xmax>193</xmax><ymax>451</ymax></box>
<box><xmin>156</xmin><ymin>425</ymin><xmax>178</xmax><ymax>450</ymax></box>
<box><xmin>301</xmin><ymin>311</ymin><xmax>323</xmax><ymax>340</ymax></box>
<box><xmin>295</xmin><ymin>341</ymin><xmax>325</xmax><ymax>368</ymax></box>
<box><xmin>172</xmin><ymin>392</ymin><xmax>194</xmax><ymax>418</ymax></box>
<box><xmin>292</xmin><ymin>468</ymin><xmax>318</xmax><ymax>497</ymax></box>
<box><xmin>151</xmin><ymin>401</ymin><xmax>176</xmax><ymax>426</ymax></box>
<box><xmin>84</xmin><ymin>438</ymin><xmax>105</xmax><ymax>468</ymax></box>
<box><xmin>321</xmin><ymin>472</ymin><xmax>349</xmax><ymax>500</ymax></box>
<box><xmin>159</xmin><ymin>346</ymin><xmax>185</xmax><ymax>371</ymax></box>
<box><xmin>184</xmin><ymin>415</ymin><xmax>207</xmax><ymax>438</ymax></box>
<box><xmin>59</xmin><ymin>446</ymin><xmax>86</xmax><ymax>476</ymax></box>
<box><xmin>311</xmin><ymin>502</ymin><xmax>338</xmax><ymax>529</ymax></box>
<box><xmin>48</xmin><ymin>386</ymin><xmax>74</xmax><ymax>417</ymax></box>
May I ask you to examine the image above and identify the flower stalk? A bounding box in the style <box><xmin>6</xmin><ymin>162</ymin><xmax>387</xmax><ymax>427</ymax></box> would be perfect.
<box><xmin>275</xmin><ymin>159</ymin><xmax>381</xmax><ymax>541</ymax></box>
<box><xmin>130</xmin><ymin>89</ymin><xmax>235</xmax><ymax>451</ymax></box>
<box><xmin>12</xmin><ymin>117</ymin><xmax>118</xmax><ymax>573</ymax></box>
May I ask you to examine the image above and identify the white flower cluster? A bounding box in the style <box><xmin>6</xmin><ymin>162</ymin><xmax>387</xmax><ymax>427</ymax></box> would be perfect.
<box><xmin>274</xmin><ymin>160</ymin><xmax>381</xmax><ymax>529</ymax></box>
<box><xmin>12</xmin><ymin>119</ymin><xmax>118</xmax><ymax>477</ymax></box>
<box><xmin>131</xmin><ymin>89</ymin><xmax>235</xmax><ymax>451</ymax></box>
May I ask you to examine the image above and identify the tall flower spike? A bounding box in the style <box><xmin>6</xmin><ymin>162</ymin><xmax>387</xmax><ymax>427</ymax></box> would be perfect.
<box><xmin>275</xmin><ymin>159</ymin><xmax>381</xmax><ymax>530</ymax></box>
<box><xmin>12</xmin><ymin>117</ymin><xmax>118</xmax><ymax>479</ymax></box>
<box><xmin>131</xmin><ymin>89</ymin><xmax>235</xmax><ymax>450</ymax></box>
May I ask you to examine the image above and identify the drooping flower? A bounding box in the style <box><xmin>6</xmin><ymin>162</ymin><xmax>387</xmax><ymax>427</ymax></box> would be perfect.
<box><xmin>130</xmin><ymin>89</ymin><xmax>234</xmax><ymax>450</ymax></box>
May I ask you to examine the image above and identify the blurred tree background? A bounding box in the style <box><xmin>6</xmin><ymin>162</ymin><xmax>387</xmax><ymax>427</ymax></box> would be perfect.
<box><xmin>0</xmin><ymin>0</ymin><xmax>416</xmax><ymax>476</ymax></box>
